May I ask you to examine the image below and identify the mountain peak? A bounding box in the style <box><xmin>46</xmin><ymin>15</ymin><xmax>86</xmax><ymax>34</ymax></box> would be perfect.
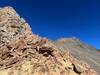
<box><xmin>55</xmin><ymin>38</ymin><xmax>100</xmax><ymax>75</ymax></box>
<box><xmin>0</xmin><ymin>6</ymin><xmax>97</xmax><ymax>75</ymax></box>
<box><xmin>0</xmin><ymin>6</ymin><xmax>32</xmax><ymax>47</ymax></box>
<box><xmin>57</xmin><ymin>37</ymin><xmax>80</xmax><ymax>41</ymax></box>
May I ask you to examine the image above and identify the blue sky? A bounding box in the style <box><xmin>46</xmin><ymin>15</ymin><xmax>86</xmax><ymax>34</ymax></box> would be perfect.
<box><xmin>0</xmin><ymin>0</ymin><xmax>100</xmax><ymax>49</ymax></box>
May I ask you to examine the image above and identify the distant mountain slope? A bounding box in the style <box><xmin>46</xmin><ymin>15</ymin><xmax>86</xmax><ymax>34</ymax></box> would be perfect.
<box><xmin>55</xmin><ymin>38</ymin><xmax>100</xmax><ymax>75</ymax></box>
<box><xmin>0</xmin><ymin>6</ymin><xmax>97</xmax><ymax>75</ymax></box>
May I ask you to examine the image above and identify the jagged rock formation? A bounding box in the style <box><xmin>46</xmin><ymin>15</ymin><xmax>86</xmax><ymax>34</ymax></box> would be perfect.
<box><xmin>55</xmin><ymin>38</ymin><xmax>100</xmax><ymax>75</ymax></box>
<box><xmin>0</xmin><ymin>6</ymin><xmax>97</xmax><ymax>75</ymax></box>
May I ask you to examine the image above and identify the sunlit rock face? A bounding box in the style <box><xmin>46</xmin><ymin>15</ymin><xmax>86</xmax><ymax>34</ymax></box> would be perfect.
<box><xmin>55</xmin><ymin>38</ymin><xmax>100</xmax><ymax>75</ymax></box>
<box><xmin>0</xmin><ymin>6</ymin><xmax>97</xmax><ymax>75</ymax></box>
<box><xmin>0</xmin><ymin>6</ymin><xmax>32</xmax><ymax>47</ymax></box>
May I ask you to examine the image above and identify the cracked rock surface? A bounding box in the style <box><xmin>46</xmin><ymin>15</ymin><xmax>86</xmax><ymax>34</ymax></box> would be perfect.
<box><xmin>0</xmin><ymin>6</ymin><xmax>97</xmax><ymax>75</ymax></box>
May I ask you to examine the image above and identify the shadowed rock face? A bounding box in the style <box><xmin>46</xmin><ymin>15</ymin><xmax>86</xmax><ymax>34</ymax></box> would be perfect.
<box><xmin>0</xmin><ymin>6</ymin><xmax>97</xmax><ymax>75</ymax></box>
<box><xmin>55</xmin><ymin>38</ymin><xmax>100</xmax><ymax>75</ymax></box>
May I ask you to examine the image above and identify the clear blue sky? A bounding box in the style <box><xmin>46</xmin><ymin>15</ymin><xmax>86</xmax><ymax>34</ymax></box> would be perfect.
<box><xmin>0</xmin><ymin>0</ymin><xmax>100</xmax><ymax>49</ymax></box>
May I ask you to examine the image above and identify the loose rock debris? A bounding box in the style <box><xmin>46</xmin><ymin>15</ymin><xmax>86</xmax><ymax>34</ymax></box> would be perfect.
<box><xmin>0</xmin><ymin>6</ymin><xmax>97</xmax><ymax>75</ymax></box>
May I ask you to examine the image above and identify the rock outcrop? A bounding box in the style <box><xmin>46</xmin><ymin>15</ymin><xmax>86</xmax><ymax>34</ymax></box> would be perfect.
<box><xmin>0</xmin><ymin>6</ymin><xmax>97</xmax><ymax>75</ymax></box>
<box><xmin>55</xmin><ymin>38</ymin><xmax>100</xmax><ymax>75</ymax></box>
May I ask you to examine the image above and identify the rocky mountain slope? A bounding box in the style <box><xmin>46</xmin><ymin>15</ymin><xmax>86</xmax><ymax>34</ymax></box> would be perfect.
<box><xmin>0</xmin><ymin>6</ymin><xmax>97</xmax><ymax>75</ymax></box>
<box><xmin>55</xmin><ymin>38</ymin><xmax>100</xmax><ymax>75</ymax></box>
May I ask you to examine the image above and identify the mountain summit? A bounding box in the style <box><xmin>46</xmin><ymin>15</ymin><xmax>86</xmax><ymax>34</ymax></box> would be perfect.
<box><xmin>55</xmin><ymin>38</ymin><xmax>100</xmax><ymax>75</ymax></box>
<box><xmin>0</xmin><ymin>6</ymin><xmax>97</xmax><ymax>75</ymax></box>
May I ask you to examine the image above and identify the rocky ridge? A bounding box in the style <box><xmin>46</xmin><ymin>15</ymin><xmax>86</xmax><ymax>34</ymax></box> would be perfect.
<box><xmin>55</xmin><ymin>38</ymin><xmax>100</xmax><ymax>75</ymax></box>
<box><xmin>0</xmin><ymin>6</ymin><xmax>97</xmax><ymax>75</ymax></box>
